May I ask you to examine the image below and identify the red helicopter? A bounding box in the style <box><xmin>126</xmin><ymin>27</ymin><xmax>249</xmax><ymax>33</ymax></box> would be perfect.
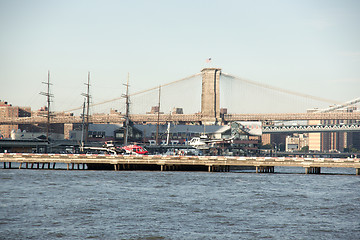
<box><xmin>82</xmin><ymin>142</ymin><xmax>148</xmax><ymax>155</ymax></box>
<box><xmin>121</xmin><ymin>144</ymin><xmax>148</xmax><ymax>155</ymax></box>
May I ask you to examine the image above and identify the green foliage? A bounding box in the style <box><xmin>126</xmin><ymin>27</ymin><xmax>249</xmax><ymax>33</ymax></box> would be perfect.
<box><xmin>300</xmin><ymin>146</ymin><xmax>309</xmax><ymax>153</ymax></box>
<box><xmin>344</xmin><ymin>146</ymin><xmax>360</xmax><ymax>153</ymax></box>
<box><xmin>261</xmin><ymin>144</ymin><xmax>273</xmax><ymax>149</ymax></box>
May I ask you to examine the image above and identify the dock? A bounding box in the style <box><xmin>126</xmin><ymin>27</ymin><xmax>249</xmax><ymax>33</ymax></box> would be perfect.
<box><xmin>1</xmin><ymin>153</ymin><xmax>359</xmax><ymax>175</ymax></box>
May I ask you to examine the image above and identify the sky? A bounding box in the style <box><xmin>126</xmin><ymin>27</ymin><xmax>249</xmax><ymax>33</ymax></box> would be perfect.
<box><xmin>0</xmin><ymin>0</ymin><xmax>359</xmax><ymax>114</ymax></box>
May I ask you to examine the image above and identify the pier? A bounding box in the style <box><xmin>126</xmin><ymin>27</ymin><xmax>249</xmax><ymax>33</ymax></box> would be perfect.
<box><xmin>0</xmin><ymin>153</ymin><xmax>359</xmax><ymax>175</ymax></box>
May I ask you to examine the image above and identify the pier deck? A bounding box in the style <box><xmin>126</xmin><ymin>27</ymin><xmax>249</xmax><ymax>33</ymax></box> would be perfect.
<box><xmin>1</xmin><ymin>153</ymin><xmax>359</xmax><ymax>175</ymax></box>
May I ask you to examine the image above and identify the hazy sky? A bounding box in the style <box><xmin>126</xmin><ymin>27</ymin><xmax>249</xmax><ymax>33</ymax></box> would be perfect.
<box><xmin>0</xmin><ymin>0</ymin><xmax>359</xmax><ymax>114</ymax></box>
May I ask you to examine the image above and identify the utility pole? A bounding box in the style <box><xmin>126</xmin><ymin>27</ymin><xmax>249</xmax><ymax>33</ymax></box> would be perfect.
<box><xmin>40</xmin><ymin>70</ymin><xmax>53</xmax><ymax>142</ymax></box>
<box><xmin>82</xmin><ymin>72</ymin><xmax>91</xmax><ymax>144</ymax></box>
<box><xmin>155</xmin><ymin>86</ymin><xmax>161</xmax><ymax>145</ymax></box>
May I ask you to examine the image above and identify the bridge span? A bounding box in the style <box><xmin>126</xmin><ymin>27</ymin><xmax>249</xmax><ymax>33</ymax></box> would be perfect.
<box><xmin>262</xmin><ymin>123</ymin><xmax>360</xmax><ymax>133</ymax></box>
<box><xmin>1</xmin><ymin>112</ymin><xmax>359</xmax><ymax>125</ymax></box>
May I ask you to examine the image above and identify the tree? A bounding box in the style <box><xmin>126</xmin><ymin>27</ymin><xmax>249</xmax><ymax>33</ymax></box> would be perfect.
<box><xmin>261</xmin><ymin>144</ymin><xmax>273</xmax><ymax>149</ymax></box>
<box><xmin>300</xmin><ymin>146</ymin><xmax>309</xmax><ymax>153</ymax></box>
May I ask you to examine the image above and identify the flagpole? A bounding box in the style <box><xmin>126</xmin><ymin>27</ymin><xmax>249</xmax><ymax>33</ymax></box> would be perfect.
<box><xmin>206</xmin><ymin>57</ymin><xmax>212</xmax><ymax>67</ymax></box>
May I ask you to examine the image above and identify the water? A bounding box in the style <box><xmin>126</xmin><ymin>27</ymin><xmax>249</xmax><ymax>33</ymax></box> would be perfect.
<box><xmin>1</xmin><ymin>168</ymin><xmax>359</xmax><ymax>239</ymax></box>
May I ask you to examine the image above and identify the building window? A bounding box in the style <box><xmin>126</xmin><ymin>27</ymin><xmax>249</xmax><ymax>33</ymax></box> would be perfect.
<box><xmin>88</xmin><ymin>131</ymin><xmax>105</xmax><ymax>138</ymax></box>
<box><xmin>116</xmin><ymin>133</ymin><xmax>124</xmax><ymax>138</ymax></box>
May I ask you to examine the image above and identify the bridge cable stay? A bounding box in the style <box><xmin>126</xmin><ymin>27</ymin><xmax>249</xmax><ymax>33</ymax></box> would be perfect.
<box><xmin>314</xmin><ymin>97</ymin><xmax>360</xmax><ymax>113</ymax></box>
<box><xmin>221</xmin><ymin>73</ymin><xmax>340</xmax><ymax>105</ymax></box>
<box><xmin>63</xmin><ymin>73</ymin><xmax>202</xmax><ymax>113</ymax></box>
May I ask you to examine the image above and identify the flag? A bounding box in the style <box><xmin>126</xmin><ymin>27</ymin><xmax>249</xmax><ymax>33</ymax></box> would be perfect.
<box><xmin>206</xmin><ymin>58</ymin><xmax>212</xmax><ymax>63</ymax></box>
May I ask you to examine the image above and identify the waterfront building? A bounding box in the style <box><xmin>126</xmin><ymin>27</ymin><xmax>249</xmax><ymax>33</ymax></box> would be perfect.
<box><xmin>69</xmin><ymin>123</ymin><xmax>143</xmax><ymax>144</ymax></box>
<box><xmin>285</xmin><ymin>134</ymin><xmax>308</xmax><ymax>152</ymax></box>
<box><xmin>261</xmin><ymin>133</ymin><xmax>287</xmax><ymax>151</ymax></box>
<box><xmin>10</xmin><ymin>129</ymin><xmax>64</xmax><ymax>140</ymax></box>
<box><xmin>0</xmin><ymin>100</ymin><xmax>31</xmax><ymax>138</ymax></box>
<box><xmin>307</xmin><ymin>107</ymin><xmax>360</xmax><ymax>152</ymax></box>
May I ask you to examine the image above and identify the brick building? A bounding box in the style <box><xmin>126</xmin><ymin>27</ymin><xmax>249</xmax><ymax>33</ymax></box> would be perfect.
<box><xmin>285</xmin><ymin>134</ymin><xmax>308</xmax><ymax>152</ymax></box>
<box><xmin>308</xmin><ymin>107</ymin><xmax>360</xmax><ymax>152</ymax></box>
<box><xmin>0</xmin><ymin>101</ymin><xmax>31</xmax><ymax>138</ymax></box>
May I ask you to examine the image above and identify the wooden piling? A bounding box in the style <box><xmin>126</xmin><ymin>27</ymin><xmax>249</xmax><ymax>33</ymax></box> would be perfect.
<box><xmin>255</xmin><ymin>166</ymin><xmax>274</xmax><ymax>173</ymax></box>
<box><xmin>305</xmin><ymin>167</ymin><xmax>321</xmax><ymax>174</ymax></box>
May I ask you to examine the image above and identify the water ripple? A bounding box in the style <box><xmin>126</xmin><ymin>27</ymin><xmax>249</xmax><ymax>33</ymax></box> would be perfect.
<box><xmin>0</xmin><ymin>170</ymin><xmax>359</xmax><ymax>239</ymax></box>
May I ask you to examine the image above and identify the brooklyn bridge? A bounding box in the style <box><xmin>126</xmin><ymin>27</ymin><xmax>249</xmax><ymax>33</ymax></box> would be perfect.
<box><xmin>1</xmin><ymin>68</ymin><xmax>360</xmax><ymax>128</ymax></box>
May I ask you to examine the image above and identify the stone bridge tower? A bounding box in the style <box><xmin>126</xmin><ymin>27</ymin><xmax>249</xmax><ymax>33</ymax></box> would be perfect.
<box><xmin>201</xmin><ymin>68</ymin><xmax>222</xmax><ymax>125</ymax></box>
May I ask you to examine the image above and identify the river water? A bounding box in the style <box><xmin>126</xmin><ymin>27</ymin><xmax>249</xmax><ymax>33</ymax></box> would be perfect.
<box><xmin>0</xmin><ymin>167</ymin><xmax>359</xmax><ymax>239</ymax></box>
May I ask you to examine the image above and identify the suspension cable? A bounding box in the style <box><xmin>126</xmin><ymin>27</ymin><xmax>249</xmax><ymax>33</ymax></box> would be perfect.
<box><xmin>222</xmin><ymin>72</ymin><xmax>340</xmax><ymax>104</ymax></box>
<box><xmin>64</xmin><ymin>73</ymin><xmax>201</xmax><ymax>112</ymax></box>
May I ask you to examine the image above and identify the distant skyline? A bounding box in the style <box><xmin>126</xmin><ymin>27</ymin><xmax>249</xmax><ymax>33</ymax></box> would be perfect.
<box><xmin>1</xmin><ymin>0</ymin><xmax>359</xmax><ymax>114</ymax></box>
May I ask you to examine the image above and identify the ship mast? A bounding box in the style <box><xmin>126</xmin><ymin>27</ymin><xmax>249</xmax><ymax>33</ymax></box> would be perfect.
<box><xmin>155</xmin><ymin>86</ymin><xmax>161</xmax><ymax>145</ymax></box>
<box><xmin>40</xmin><ymin>70</ymin><xmax>53</xmax><ymax>142</ymax></box>
<box><xmin>123</xmin><ymin>73</ymin><xmax>130</xmax><ymax>145</ymax></box>
<box><xmin>80</xmin><ymin>100</ymin><xmax>86</xmax><ymax>150</ymax></box>
<box><xmin>82</xmin><ymin>72</ymin><xmax>91</xmax><ymax>145</ymax></box>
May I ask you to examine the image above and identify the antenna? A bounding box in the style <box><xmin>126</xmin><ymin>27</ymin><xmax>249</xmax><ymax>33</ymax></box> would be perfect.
<box><xmin>39</xmin><ymin>70</ymin><xmax>53</xmax><ymax>142</ymax></box>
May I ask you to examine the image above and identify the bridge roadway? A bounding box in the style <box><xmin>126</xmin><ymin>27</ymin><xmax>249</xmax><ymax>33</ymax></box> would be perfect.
<box><xmin>0</xmin><ymin>112</ymin><xmax>359</xmax><ymax>125</ymax></box>
<box><xmin>1</xmin><ymin>153</ymin><xmax>359</xmax><ymax>175</ymax></box>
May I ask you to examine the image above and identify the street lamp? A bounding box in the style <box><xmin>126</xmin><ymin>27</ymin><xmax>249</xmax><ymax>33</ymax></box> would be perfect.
<box><xmin>272</xmin><ymin>142</ymin><xmax>277</xmax><ymax>157</ymax></box>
